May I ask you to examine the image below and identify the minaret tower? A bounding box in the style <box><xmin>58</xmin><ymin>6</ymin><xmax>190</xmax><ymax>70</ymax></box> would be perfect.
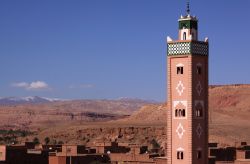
<box><xmin>166</xmin><ymin>2</ymin><xmax>209</xmax><ymax>164</ymax></box>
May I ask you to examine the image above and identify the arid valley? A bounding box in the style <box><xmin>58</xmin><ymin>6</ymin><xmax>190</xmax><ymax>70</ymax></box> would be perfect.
<box><xmin>0</xmin><ymin>84</ymin><xmax>249</xmax><ymax>148</ymax></box>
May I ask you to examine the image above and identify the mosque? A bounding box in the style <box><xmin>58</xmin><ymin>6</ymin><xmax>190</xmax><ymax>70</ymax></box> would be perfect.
<box><xmin>166</xmin><ymin>2</ymin><xmax>209</xmax><ymax>164</ymax></box>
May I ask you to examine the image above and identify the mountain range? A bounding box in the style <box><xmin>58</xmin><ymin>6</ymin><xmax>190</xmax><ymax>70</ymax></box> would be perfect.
<box><xmin>0</xmin><ymin>84</ymin><xmax>250</xmax><ymax>146</ymax></box>
<box><xmin>0</xmin><ymin>96</ymin><xmax>61</xmax><ymax>105</ymax></box>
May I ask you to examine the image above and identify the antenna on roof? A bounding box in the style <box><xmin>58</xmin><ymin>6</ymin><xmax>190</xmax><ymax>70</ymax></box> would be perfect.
<box><xmin>186</xmin><ymin>0</ymin><xmax>190</xmax><ymax>15</ymax></box>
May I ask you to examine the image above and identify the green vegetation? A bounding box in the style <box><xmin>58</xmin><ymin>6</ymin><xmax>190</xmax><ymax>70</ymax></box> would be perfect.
<box><xmin>57</xmin><ymin>140</ymin><xmax>64</xmax><ymax>145</ymax></box>
<box><xmin>0</xmin><ymin>129</ymin><xmax>32</xmax><ymax>136</ymax></box>
<box><xmin>44</xmin><ymin>137</ymin><xmax>50</xmax><ymax>145</ymax></box>
<box><xmin>33</xmin><ymin>137</ymin><xmax>40</xmax><ymax>144</ymax></box>
<box><xmin>0</xmin><ymin>129</ymin><xmax>33</xmax><ymax>144</ymax></box>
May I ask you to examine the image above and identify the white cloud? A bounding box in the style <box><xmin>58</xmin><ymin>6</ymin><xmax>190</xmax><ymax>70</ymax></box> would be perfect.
<box><xmin>12</xmin><ymin>81</ymin><xmax>50</xmax><ymax>91</ymax></box>
<box><xmin>12</xmin><ymin>82</ymin><xmax>29</xmax><ymax>88</ymax></box>
<box><xmin>28</xmin><ymin>81</ymin><xmax>49</xmax><ymax>90</ymax></box>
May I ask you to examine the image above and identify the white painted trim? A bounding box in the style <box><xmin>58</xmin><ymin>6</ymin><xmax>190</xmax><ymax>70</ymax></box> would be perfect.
<box><xmin>176</xmin><ymin>63</ymin><xmax>184</xmax><ymax>67</ymax></box>
<box><xmin>173</xmin><ymin>100</ymin><xmax>187</xmax><ymax>108</ymax></box>
<box><xmin>167</xmin><ymin>36</ymin><xmax>173</xmax><ymax>42</ymax></box>
<box><xmin>177</xmin><ymin>147</ymin><xmax>184</xmax><ymax>151</ymax></box>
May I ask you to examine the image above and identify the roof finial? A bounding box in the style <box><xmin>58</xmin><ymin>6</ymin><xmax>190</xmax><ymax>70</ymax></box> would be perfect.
<box><xmin>186</xmin><ymin>0</ymin><xmax>190</xmax><ymax>15</ymax></box>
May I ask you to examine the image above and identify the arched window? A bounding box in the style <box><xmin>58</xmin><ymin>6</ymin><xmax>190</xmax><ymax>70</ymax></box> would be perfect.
<box><xmin>178</xmin><ymin>109</ymin><xmax>182</xmax><ymax>117</ymax></box>
<box><xmin>177</xmin><ymin>66</ymin><xmax>183</xmax><ymax>74</ymax></box>
<box><xmin>197</xmin><ymin>150</ymin><xmax>202</xmax><ymax>159</ymax></box>
<box><xmin>182</xmin><ymin>109</ymin><xmax>185</xmax><ymax>117</ymax></box>
<box><xmin>197</xmin><ymin>109</ymin><xmax>200</xmax><ymax>117</ymax></box>
<box><xmin>175</xmin><ymin>109</ymin><xmax>186</xmax><ymax>117</ymax></box>
<box><xmin>177</xmin><ymin>151</ymin><xmax>184</xmax><ymax>159</ymax></box>
<box><xmin>181</xmin><ymin>152</ymin><xmax>184</xmax><ymax>159</ymax></box>
<box><xmin>195</xmin><ymin>107</ymin><xmax>203</xmax><ymax>117</ymax></box>
<box><xmin>199</xmin><ymin>109</ymin><xmax>203</xmax><ymax>117</ymax></box>
<box><xmin>197</xmin><ymin>66</ymin><xmax>202</xmax><ymax>74</ymax></box>
<box><xmin>183</xmin><ymin>32</ymin><xmax>186</xmax><ymax>40</ymax></box>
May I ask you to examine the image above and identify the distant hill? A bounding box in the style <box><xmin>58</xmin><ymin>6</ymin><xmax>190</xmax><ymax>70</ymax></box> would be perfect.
<box><xmin>0</xmin><ymin>84</ymin><xmax>250</xmax><ymax>146</ymax></box>
<box><xmin>120</xmin><ymin>84</ymin><xmax>250</xmax><ymax>122</ymax></box>
<box><xmin>118</xmin><ymin>84</ymin><xmax>250</xmax><ymax>145</ymax></box>
<box><xmin>116</xmin><ymin>104</ymin><xmax>167</xmax><ymax>125</ymax></box>
<box><xmin>209</xmin><ymin>84</ymin><xmax>250</xmax><ymax>112</ymax></box>
<box><xmin>0</xmin><ymin>98</ymin><xmax>156</xmax><ymax>130</ymax></box>
<box><xmin>0</xmin><ymin>96</ymin><xmax>60</xmax><ymax>105</ymax></box>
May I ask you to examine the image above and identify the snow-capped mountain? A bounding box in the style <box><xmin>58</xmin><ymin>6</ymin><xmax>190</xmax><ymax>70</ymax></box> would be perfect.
<box><xmin>0</xmin><ymin>96</ymin><xmax>61</xmax><ymax>105</ymax></box>
<box><xmin>116</xmin><ymin>97</ymin><xmax>159</xmax><ymax>104</ymax></box>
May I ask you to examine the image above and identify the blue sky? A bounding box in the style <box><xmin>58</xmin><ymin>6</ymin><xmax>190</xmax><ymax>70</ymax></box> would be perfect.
<box><xmin>0</xmin><ymin>0</ymin><xmax>249</xmax><ymax>101</ymax></box>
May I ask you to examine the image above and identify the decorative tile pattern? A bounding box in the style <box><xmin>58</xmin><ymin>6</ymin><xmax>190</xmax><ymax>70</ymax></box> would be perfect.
<box><xmin>176</xmin><ymin>123</ymin><xmax>185</xmax><ymax>139</ymax></box>
<box><xmin>168</xmin><ymin>42</ymin><xmax>191</xmax><ymax>55</ymax></box>
<box><xmin>196</xmin><ymin>123</ymin><xmax>203</xmax><ymax>138</ymax></box>
<box><xmin>167</xmin><ymin>41</ymin><xmax>208</xmax><ymax>56</ymax></box>
<box><xmin>192</xmin><ymin>42</ymin><xmax>208</xmax><ymax>56</ymax></box>
<box><xmin>176</xmin><ymin>81</ymin><xmax>185</xmax><ymax>96</ymax></box>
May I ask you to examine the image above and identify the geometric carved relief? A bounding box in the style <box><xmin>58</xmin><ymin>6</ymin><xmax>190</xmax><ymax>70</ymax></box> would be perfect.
<box><xmin>196</xmin><ymin>123</ymin><xmax>203</xmax><ymax>138</ymax></box>
<box><xmin>196</xmin><ymin>81</ymin><xmax>203</xmax><ymax>96</ymax></box>
<box><xmin>176</xmin><ymin>123</ymin><xmax>185</xmax><ymax>139</ymax></box>
<box><xmin>174</xmin><ymin>101</ymin><xmax>187</xmax><ymax>109</ymax></box>
<box><xmin>176</xmin><ymin>81</ymin><xmax>185</xmax><ymax>96</ymax></box>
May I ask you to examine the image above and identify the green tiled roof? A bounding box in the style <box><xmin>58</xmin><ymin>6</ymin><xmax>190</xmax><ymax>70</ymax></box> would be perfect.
<box><xmin>179</xmin><ymin>20</ymin><xmax>198</xmax><ymax>30</ymax></box>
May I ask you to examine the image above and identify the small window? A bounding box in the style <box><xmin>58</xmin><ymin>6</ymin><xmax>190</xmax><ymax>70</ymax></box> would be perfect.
<box><xmin>195</xmin><ymin>107</ymin><xmax>203</xmax><ymax>117</ymax></box>
<box><xmin>197</xmin><ymin>150</ymin><xmax>202</xmax><ymax>159</ymax></box>
<box><xmin>183</xmin><ymin>32</ymin><xmax>186</xmax><ymax>40</ymax></box>
<box><xmin>177</xmin><ymin>67</ymin><xmax>183</xmax><ymax>74</ymax></box>
<box><xmin>177</xmin><ymin>151</ymin><xmax>184</xmax><ymax>159</ymax></box>
<box><xmin>197</xmin><ymin>66</ymin><xmax>202</xmax><ymax>75</ymax></box>
<box><xmin>178</xmin><ymin>109</ymin><xmax>182</xmax><ymax>116</ymax></box>
<box><xmin>182</xmin><ymin>109</ymin><xmax>185</xmax><ymax>117</ymax></box>
<box><xmin>175</xmin><ymin>109</ymin><xmax>185</xmax><ymax>117</ymax></box>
